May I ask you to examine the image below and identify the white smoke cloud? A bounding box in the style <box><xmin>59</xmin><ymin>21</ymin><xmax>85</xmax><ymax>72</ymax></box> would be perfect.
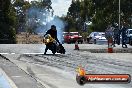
<box><xmin>51</xmin><ymin>0</ymin><xmax>72</xmax><ymax>17</ymax></box>
<box><xmin>27</xmin><ymin>6</ymin><xmax>66</xmax><ymax>43</ymax></box>
<box><xmin>25</xmin><ymin>0</ymin><xmax>72</xmax><ymax>17</ymax></box>
<box><xmin>46</xmin><ymin>16</ymin><xmax>65</xmax><ymax>43</ymax></box>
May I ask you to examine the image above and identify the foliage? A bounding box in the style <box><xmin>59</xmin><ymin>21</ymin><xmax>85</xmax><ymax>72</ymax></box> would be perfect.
<box><xmin>0</xmin><ymin>0</ymin><xmax>17</xmax><ymax>43</ymax></box>
<box><xmin>65</xmin><ymin>0</ymin><xmax>132</xmax><ymax>33</ymax></box>
<box><xmin>13</xmin><ymin>0</ymin><xmax>31</xmax><ymax>33</ymax></box>
<box><xmin>26</xmin><ymin>0</ymin><xmax>53</xmax><ymax>34</ymax></box>
<box><xmin>0</xmin><ymin>0</ymin><xmax>53</xmax><ymax>43</ymax></box>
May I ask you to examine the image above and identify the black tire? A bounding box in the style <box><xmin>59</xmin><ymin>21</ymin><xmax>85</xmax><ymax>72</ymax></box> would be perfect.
<box><xmin>68</xmin><ymin>40</ymin><xmax>71</xmax><ymax>44</ymax></box>
<box><xmin>130</xmin><ymin>41</ymin><xmax>132</xmax><ymax>45</ymax></box>
<box><xmin>129</xmin><ymin>37</ymin><xmax>131</xmax><ymax>45</ymax></box>
<box><xmin>52</xmin><ymin>52</ymin><xmax>55</xmax><ymax>55</ymax></box>
<box><xmin>61</xmin><ymin>49</ymin><xmax>65</xmax><ymax>54</ymax></box>
<box><xmin>87</xmin><ymin>38</ymin><xmax>89</xmax><ymax>43</ymax></box>
<box><xmin>94</xmin><ymin>39</ymin><xmax>96</xmax><ymax>44</ymax></box>
<box><xmin>59</xmin><ymin>45</ymin><xmax>66</xmax><ymax>54</ymax></box>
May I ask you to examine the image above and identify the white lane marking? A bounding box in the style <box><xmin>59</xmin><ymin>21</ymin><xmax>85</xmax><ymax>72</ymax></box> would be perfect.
<box><xmin>0</xmin><ymin>52</ymin><xmax>60</xmax><ymax>55</ymax></box>
<box><xmin>11</xmin><ymin>76</ymin><xmax>23</xmax><ymax>78</ymax></box>
<box><xmin>0</xmin><ymin>53</ymin><xmax>9</xmax><ymax>54</ymax></box>
<box><xmin>23</xmin><ymin>53</ymin><xmax>44</xmax><ymax>54</ymax></box>
<box><xmin>11</xmin><ymin>53</ymin><xmax>15</xmax><ymax>54</ymax></box>
<box><xmin>0</xmin><ymin>53</ymin><xmax>16</xmax><ymax>54</ymax></box>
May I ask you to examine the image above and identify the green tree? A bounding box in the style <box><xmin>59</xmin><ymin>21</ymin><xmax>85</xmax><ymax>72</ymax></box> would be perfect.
<box><xmin>66</xmin><ymin>0</ymin><xmax>82</xmax><ymax>31</ymax></box>
<box><xmin>66</xmin><ymin>0</ymin><xmax>94</xmax><ymax>32</ymax></box>
<box><xmin>0</xmin><ymin>0</ymin><xmax>17</xmax><ymax>43</ymax></box>
<box><xmin>92</xmin><ymin>0</ymin><xmax>132</xmax><ymax>31</ymax></box>
<box><xmin>65</xmin><ymin>0</ymin><xmax>132</xmax><ymax>32</ymax></box>
<box><xmin>13</xmin><ymin>0</ymin><xmax>30</xmax><ymax>33</ymax></box>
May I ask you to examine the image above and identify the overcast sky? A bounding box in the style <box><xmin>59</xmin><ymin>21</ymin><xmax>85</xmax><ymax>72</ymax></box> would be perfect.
<box><xmin>26</xmin><ymin>0</ymin><xmax>72</xmax><ymax>17</ymax></box>
<box><xmin>51</xmin><ymin>0</ymin><xmax>71</xmax><ymax>16</ymax></box>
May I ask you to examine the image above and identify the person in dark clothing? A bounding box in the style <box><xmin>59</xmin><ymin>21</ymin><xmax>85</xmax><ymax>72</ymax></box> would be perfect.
<box><xmin>113</xmin><ymin>24</ymin><xmax>120</xmax><ymax>46</ymax></box>
<box><xmin>121</xmin><ymin>25</ymin><xmax>128</xmax><ymax>48</ymax></box>
<box><xmin>117</xmin><ymin>29</ymin><xmax>121</xmax><ymax>45</ymax></box>
<box><xmin>44</xmin><ymin>25</ymin><xmax>61</xmax><ymax>54</ymax></box>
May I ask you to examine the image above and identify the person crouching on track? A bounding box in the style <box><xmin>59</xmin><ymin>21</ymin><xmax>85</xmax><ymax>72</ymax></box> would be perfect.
<box><xmin>44</xmin><ymin>25</ymin><xmax>61</xmax><ymax>54</ymax></box>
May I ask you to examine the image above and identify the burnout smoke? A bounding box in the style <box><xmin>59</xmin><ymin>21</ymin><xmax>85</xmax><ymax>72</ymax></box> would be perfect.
<box><xmin>26</xmin><ymin>6</ymin><xmax>65</xmax><ymax>43</ymax></box>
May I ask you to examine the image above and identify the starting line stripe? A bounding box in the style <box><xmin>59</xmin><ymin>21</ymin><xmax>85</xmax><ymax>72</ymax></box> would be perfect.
<box><xmin>0</xmin><ymin>53</ymin><xmax>9</xmax><ymax>54</ymax></box>
<box><xmin>0</xmin><ymin>53</ymin><xmax>61</xmax><ymax>55</ymax></box>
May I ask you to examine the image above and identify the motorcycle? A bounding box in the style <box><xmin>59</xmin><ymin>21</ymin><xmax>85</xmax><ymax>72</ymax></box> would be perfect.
<box><xmin>43</xmin><ymin>34</ymin><xmax>66</xmax><ymax>54</ymax></box>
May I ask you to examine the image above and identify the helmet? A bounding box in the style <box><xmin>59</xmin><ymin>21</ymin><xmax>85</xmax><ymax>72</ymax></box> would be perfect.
<box><xmin>51</xmin><ymin>25</ymin><xmax>56</xmax><ymax>29</ymax></box>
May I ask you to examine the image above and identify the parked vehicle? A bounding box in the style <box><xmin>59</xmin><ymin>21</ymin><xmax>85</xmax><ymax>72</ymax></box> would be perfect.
<box><xmin>62</xmin><ymin>32</ymin><xmax>68</xmax><ymax>44</ymax></box>
<box><xmin>63</xmin><ymin>32</ymin><xmax>70</xmax><ymax>43</ymax></box>
<box><xmin>87</xmin><ymin>32</ymin><xmax>107</xmax><ymax>44</ymax></box>
<box><xmin>63</xmin><ymin>32</ymin><xmax>83</xmax><ymax>44</ymax></box>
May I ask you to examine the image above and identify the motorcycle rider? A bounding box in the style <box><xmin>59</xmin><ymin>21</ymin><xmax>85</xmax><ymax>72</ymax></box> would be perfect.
<box><xmin>44</xmin><ymin>25</ymin><xmax>61</xmax><ymax>54</ymax></box>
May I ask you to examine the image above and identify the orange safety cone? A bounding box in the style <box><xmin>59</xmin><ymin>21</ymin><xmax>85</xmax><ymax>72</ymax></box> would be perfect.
<box><xmin>108</xmin><ymin>39</ymin><xmax>113</xmax><ymax>53</ymax></box>
<box><xmin>74</xmin><ymin>41</ymin><xmax>79</xmax><ymax>50</ymax></box>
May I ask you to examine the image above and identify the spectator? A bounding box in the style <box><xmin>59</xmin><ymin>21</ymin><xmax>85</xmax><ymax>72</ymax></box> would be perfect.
<box><xmin>121</xmin><ymin>22</ymin><xmax>128</xmax><ymax>48</ymax></box>
<box><xmin>113</xmin><ymin>24</ymin><xmax>120</xmax><ymax>46</ymax></box>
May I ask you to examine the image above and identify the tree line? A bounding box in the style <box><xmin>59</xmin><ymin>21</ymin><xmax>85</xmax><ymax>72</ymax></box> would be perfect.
<box><xmin>64</xmin><ymin>0</ymin><xmax>132</xmax><ymax>34</ymax></box>
<box><xmin>0</xmin><ymin>0</ymin><xmax>132</xmax><ymax>43</ymax></box>
<box><xmin>0</xmin><ymin>0</ymin><xmax>53</xmax><ymax>44</ymax></box>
